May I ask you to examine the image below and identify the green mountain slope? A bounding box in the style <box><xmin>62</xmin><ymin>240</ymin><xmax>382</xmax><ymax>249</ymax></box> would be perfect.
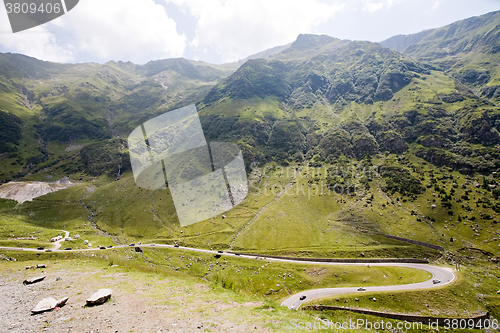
<box><xmin>0</xmin><ymin>54</ymin><xmax>235</xmax><ymax>182</ymax></box>
<box><xmin>0</xmin><ymin>13</ymin><xmax>499</xmax><ymax>266</ymax></box>
<box><xmin>380</xmin><ymin>10</ymin><xmax>500</xmax><ymax>102</ymax></box>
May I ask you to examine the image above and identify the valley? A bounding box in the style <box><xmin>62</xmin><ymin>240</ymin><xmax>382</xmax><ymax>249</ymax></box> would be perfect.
<box><xmin>1</xmin><ymin>9</ymin><xmax>500</xmax><ymax>332</ymax></box>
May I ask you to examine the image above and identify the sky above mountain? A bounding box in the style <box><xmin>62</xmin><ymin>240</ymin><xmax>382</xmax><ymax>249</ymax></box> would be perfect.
<box><xmin>0</xmin><ymin>0</ymin><xmax>498</xmax><ymax>65</ymax></box>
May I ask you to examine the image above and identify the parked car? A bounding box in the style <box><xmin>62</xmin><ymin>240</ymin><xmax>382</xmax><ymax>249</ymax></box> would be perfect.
<box><xmin>99</xmin><ymin>246</ymin><xmax>106</xmax><ymax>250</ymax></box>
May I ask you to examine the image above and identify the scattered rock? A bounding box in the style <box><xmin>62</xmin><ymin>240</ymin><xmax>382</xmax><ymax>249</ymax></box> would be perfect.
<box><xmin>497</xmin><ymin>290</ymin><xmax>500</xmax><ymax>295</ymax></box>
<box><xmin>134</xmin><ymin>247</ymin><xmax>143</xmax><ymax>253</ymax></box>
<box><xmin>36</xmin><ymin>264</ymin><xmax>46</xmax><ymax>269</ymax></box>
<box><xmin>431</xmin><ymin>204</ymin><xmax>437</xmax><ymax>209</ymax></box>
<box><xmin>31</xmin><ymin>297</ymin><xmax>57</xmax><ymax>314</ymax></box>
<box><xmin>56</xmin><ymin>277</ymin><xmax>62</xmax><ymax>281</ymax></box>
<box><xmin>25</xmin><ymin>266</ymin><xmax>35</xmax><ymax>270</ymax></box>
<box><xmin>31</xmin><ymin>297</ymin><xmax>69</xmax><ymax>314</ymax></box>
<box><xmin>56</xmin><ymin>297</ymin><xmax>69</xmax><ymax>308</ymax></box>
<box><xmin>23</xmin><ymin>276</ymin><xmax>45</xmax><ymax>285</ymax></box>
<box><xmin>86</xmin><ymin>289</ymin><xmax>113</xmax><ymax>306</ymax></box>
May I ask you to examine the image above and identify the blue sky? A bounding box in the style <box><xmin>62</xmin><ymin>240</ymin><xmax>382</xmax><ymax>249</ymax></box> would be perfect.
<box><xmin>0</xmin><ymin>0</ymin><xmax>499</xmax><ymax>64</ymax></box>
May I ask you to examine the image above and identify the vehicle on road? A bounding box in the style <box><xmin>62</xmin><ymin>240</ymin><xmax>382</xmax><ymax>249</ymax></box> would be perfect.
<box><xmin>299</xmin><ymin>296</ymin><xmax>306</xmax><ymax>300</ymax></box>
<box><xmin>129</xmin><ymin>243</ymin><xmax>135</xmax><ymax>247</ymax></box>
<box><xmin>37</xmin><ymin>247</ymin><xmax>44</xmax><ymax>250</ymax></box>
<box><xmin>174</xmin><ymin>244</ymin><xmax>179</xmax><ymax>247</ymax></box>
<box><xmin>45</xmin><ymin>249</ymin><xmax>52</xmax><ymax>252</ymax></box>
<box><xmin>433</xmin><ymin>279</ymin><xmax>441</xmax><ymax>284</ymax></box>
<box><xmin>357</xmin><ymin>287</ymin><xmax>366</xmax><ymax>291</ymax></box>
<box><xmin>107</xmin><ymin>245</ymin><xmax>113</xmax><ymax>248</ymax></box>
<box><xmin>64</xmin><ymin>248</ymin><xmax>72</xmax><ymax>251</ymax></box>
<box><xmin>150</xmin><ymin>243</ymin><xmax>156</xmax><ymax>246</ymax></box>
<box><xmin>99</xmin><ymin>246</ymin><xmax>106</xmax><ymax>249</ymax></box>
<box><xmin>218</xmin><ymin>250</ymin><xmax>223</xmax><ymax>253</ymax></box>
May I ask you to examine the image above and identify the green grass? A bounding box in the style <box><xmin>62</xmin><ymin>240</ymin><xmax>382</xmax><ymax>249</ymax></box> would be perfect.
<box><xmin>309</xmin><ymin>263</ymin><xmax>500</xmax><ymax>321</ymax></box>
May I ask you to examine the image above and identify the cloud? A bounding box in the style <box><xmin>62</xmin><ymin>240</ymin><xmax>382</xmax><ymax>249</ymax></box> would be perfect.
<box><xmin>363</xmin><ymin>2</ymin><xmax>384</xmax><ymax>13</ymax></box>
<box><xmin>167</xmin><ymin>0</ymin><xmax>343</xmax><ymax>63</ymax></box>
<box><xmin>0</xmin><ymin>7</ymin><xmax>73</xmax><ymax>62</ymax></box>
<box><xmin>0</xmin><ymin>0</ymin><xmax>186</xmax><ymax>64</ymax></box>
<box><xmin>53</xmin><ymin>0</ymin><xmax>186</xmax><ymax>63</ymax></box>
<box><xmin>361</xmin><ymin>0</ymin><xmax>406</xmax><ymax>13</ymax></box>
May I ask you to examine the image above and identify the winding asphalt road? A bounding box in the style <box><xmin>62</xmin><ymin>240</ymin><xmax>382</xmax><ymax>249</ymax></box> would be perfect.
<box><xmin>0</xmin><ymin>243</ymin><xmax>456</xmax><ymax>310</ymax></box>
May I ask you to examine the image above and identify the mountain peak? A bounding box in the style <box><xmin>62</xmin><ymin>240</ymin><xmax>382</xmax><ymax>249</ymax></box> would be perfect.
<box><xmin>291</xmin><ymin>34</ymin><xmax>338</xmax><ymax>50</ymax></box>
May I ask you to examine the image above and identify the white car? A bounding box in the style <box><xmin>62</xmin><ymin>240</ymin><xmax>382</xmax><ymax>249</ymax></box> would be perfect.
<box><xmin>433</xmin><ymin>279</ymin><xmax>441</xmax><ymax>284</ymax></box>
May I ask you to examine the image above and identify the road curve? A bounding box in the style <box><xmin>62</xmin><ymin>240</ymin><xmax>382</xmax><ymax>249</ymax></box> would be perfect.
<box><xmin>0</xmin><ymin>242</ymin><xmax>456</xmax><ymax>310</ymax></box>
<box><xmin>280</xmin><ymin>263</ymin><xmax>455</xmax><ymax>309</ymax></box>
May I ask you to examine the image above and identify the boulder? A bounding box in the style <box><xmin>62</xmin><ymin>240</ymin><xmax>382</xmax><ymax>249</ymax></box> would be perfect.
<box><xmin>36</xmin><ymin>264</ymin><xmax>46</xmax><ymax>269</ymax></box>
<box><xmin>56</xmin><ymin>297</ymin><xmax>69</xmax><ymax>308</ymax></box>
<box><xmin>31</xmin><ymin>297</ymin><xmax>57</xmax><ymax>314</ymax></box>
<box><xmin>31</xmin><ymin>297</ymin><xmax>68</xmax><ymax>314</ymax></box>
<box><xmin>86</xmin><ymin>289</ymin><xmax>113</xmax><ymax>306</ymax></box>
<box><xmin>23</xmin><ymin>276</ymin><xmax>45</xmax><ymax>285</ymax></box>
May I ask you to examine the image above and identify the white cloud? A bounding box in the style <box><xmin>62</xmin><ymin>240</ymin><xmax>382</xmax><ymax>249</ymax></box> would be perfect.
<box><xmin>0</xmin><ymin>0</ymin><xmax>186</xmax><ymax>64</ymax></box>
<box><xmin>0</xmin><ymin>7</ymin><xmax>73</xmax><ymax>62</ymax></box>
<box><xmin>361</xmin><ymin>0</ymin><xmax>406</xmax><ymax>13</ymax></box>
<box><xmin>167</xmin><ymin>0</ymin><xmax>343</xmax><ymax>63</ymax></box>
<box><xmin>53</xmin><ymin>0</ymin><xmax>186</xmax><ymax>63</ymax></box>
<box><xmin>363</xmin><ymin>2</ymin><xmax>384</xmax><ymax>13</ymax></box>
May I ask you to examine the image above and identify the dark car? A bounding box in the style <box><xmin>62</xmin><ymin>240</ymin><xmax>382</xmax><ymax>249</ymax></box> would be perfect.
<box><xmin>129</xmin><ymin>243</ymin><xmax>135</xmax><ymax>247</ymax></box>
<box><xmin>218</xmin><ymin>250</ymin><xmax>223</xmax><ymax>253</ymax></box>
<box><xmin>174</xmin><ymin>244</ymin><xmax>179</xmax><ymax>248</ymax></box>
<box><xmin>299</xmin><ymin>295</ymin><xmax>307</xmax><ymax>300</ymax></box>
<box><xmin>99</xmin><ymin>246</ymin><xmax>106</xmax><ymax>249</ymax></box>
<box><xmin>37</xmin><ymin>247</ymin><xmax>44</xmax><ymax>250</ymax></box>
<box><xmin>64</xmin><ymin>248</ymin><xmax>72</xmax><ymax>251</ymax></box>
<box><xmin>107</xmin><ymin>245</ymin><xmax>113</xmax><ymax>248</ymax></box>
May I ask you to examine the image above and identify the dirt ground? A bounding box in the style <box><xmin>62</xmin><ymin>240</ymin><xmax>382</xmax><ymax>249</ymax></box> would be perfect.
<box><xmin>0</xmin><ymin>179</ymin><xmax>75</xmax><ymax>204</ymax></box>
<box><xmin>0</xmin><ymin>261</ymin><xmax>273</xmax><ymax>333</ymax></box>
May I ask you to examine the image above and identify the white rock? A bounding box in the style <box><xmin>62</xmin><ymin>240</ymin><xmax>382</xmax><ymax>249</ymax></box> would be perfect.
<box><xmin>86</xmin><ymin>289</ymin><xmax>113</xmax><ymax>306</ymax></box>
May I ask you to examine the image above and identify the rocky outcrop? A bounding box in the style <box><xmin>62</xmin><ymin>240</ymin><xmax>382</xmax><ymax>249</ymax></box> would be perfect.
<box><xmin>376</xmin><ymin>130</ymin><xmax>408</xmax><ymax>153</ymax></box>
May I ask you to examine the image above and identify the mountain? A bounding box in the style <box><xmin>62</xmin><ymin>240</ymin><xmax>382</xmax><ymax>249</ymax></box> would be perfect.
<box><xmin>0</xmin><ymin>12</ymin><xmax>499</xmax><ymax>270</ymax></box>
<box><xmin>0</xmin><ymin>53</ymin><xmax>236</xmax><ymax>181</ymax></box>
<box><xmin>380</xmin><ymin>10</ymin><xmax>500</xmax><ymax>102</ymax></box>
